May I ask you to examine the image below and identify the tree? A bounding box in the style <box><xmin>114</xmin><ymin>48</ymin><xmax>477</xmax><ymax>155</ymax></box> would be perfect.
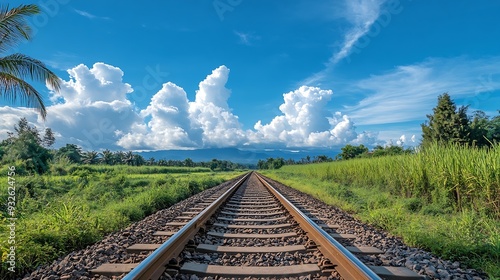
<box><xmin>42</xmin><ymin>128</ymin><xmax>55</xmax><ymax>147</ymax></box>
<box><xmin>470</xmin><ymin>110</ymin><xmax>500</xmax><ymax>147</ymax></box>
<box><xmin>147</xmin><ymin>157</ymin><xmax>155</xmax><ymax>166</ymax></box>
<box><xmin>421</xmin><ymin>93</ymin><xmax>470</xmax><ymax>146</ymax></box>
<box><xmin>82</xmin><ymin>151</ymin><xmax>99</xmax><ymax>164</ymax></box>
<box><xmin>55</xmin><ymin>144</ymin><xmax>82</xmax><ymax>164</ymax></box>
<box><xmin>133</xmin><ymin>154</ymin><xmax>145</xmax><ymax>166</ymax></box>
<box><xmin>100</xmin><ymin>149</ymin><xmax>114</xmax><ymax>165</ymax></box>
<box><xmin>122</xmin><ymin>151</ymin><xmax>134</xmax><ymax>165</ymax></box>
<box><xmin>339</xmin><ymin>144</ymin><xmax>368</xmax><ymax>160</ymax></box>
<box><xmin>0</xmin><ymin>4</ymin><xmax>61</xmax><ymax>119</ymax></box>
<box><xmin>370</xmin><ymin>145</ymin><xmax>412</xmax><ymax>157</ymax></box>
<box><xmin>488</xmin><ymin>113</ymin><xmax>500</xmax><ymax>143</ymax></box>
<box><xmin>1</xmin><ymin>118</ymin><xmax>51</xmax><ymax>174</ymax></box>
<box><xmin>183</xmin><ymin>158</ymin><xmax>194</xmax><ymax>167</ymax></box>
<box><xmin>272</xmin><ymin>157</ymin><xmax>285</xmax><ymax>169</ymax></box>
<box><xmin>257</xmin><ymin>159</ymin><xmax>266</xmax><ymax>170</ymax></box>
<box><xmin>313</xmin><ymin>155</ymin><xmax>332</xmax><ymax>163</ymax></box>
<box><xmin>470</xmin><ymin>111</ymin><xmax>490</xmax><ymax>147</ymax></box>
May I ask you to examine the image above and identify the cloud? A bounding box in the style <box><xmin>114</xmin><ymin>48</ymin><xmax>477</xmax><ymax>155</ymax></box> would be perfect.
<box><xmin>0</xmin><ymin>107</ymin><xmax>39</xmax><ymax>140</ymax></box>
<box><xmin>301</xmin><ymin>0</ymin><xmax>402</xmax><ymax>86</ymax></box>
<box><xmin>50</xmin><ymin>63</ymin><xmax>133</xmax><ymax>104</ymax></box>
<box><xmin>0</xmin><ymin>64</ymin><xmax>380</xmax><ymax>151</ymax></box>
<box><xmin>344</xmin><ymin>56</ymin><xmax>500</xmax><ymax>125</ymax></box>
<box><xmin>234</xmin><ymin>31</ymin><xmax>259</xmax><ymax>46</ymax></box>
<box><xmin>0</xmin><ymin>63</ymin><xmax>141</xmax><ymax>151</ymax></box>
<box><xmin>118</xmin><ymin>67</ymin><xmax>377</xmax><ymax>150</ymax></box>
<box><xmin>118</xmin><ymin>66</ymin><xmax>247</xmax><ymax>150</ymax></box>
<box><xmin>46</xmin><ymin>63</ymin><xmax>140</xmax><ymax>150</ymax></box>
<box><xmin>189</xmin><ymin>66</ymin><xmax>247</xmax><ymax>147</ymax></box>
<box><xmin>331</xmin><ymin>0</ymin><xmax>386</xmax><ymax>64</ymax></box>
<box><xmin>117</xmin><ymin>82</ymin><xmax>202</xmax><ymax>150</ymax></box>
<box><xmin>74</xmin><ymin>9</ymin><xmax>111</xmax><ymax>20</ymax></box>
<box><xmin>249</xmin><ymin>86</ymin><xmax>377</xmax><ymax>147</ymax></box>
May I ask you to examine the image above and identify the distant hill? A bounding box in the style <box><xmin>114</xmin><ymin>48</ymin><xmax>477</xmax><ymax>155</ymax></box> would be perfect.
<box><xmin>137</xmin><ymin>147</ymin><xmax>340</xmax><ymax>164</ymax></box>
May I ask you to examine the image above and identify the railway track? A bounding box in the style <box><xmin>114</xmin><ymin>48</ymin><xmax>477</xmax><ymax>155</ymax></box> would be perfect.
<box><xmin>91</xmin><ymin>172</ymin><xmax>423</xmax><ymax>279</ymax></box>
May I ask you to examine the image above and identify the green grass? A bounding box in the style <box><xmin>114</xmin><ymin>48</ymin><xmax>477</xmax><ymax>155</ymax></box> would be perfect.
<box><xmin>0</xmin><ymin>166</ymin><xmax>245</xmax><ymax>278</ymax></box>
<box><xmin>262</xmin><ymin>143</ymin><xmax>500</xmax><ymax>278</ymax></box>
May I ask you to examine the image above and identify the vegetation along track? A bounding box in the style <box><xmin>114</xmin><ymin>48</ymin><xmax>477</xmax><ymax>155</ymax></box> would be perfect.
<box><xmin>88</xmin><ymin>172</ymin><xmax>422</xmax><ymax>280</ymax></box>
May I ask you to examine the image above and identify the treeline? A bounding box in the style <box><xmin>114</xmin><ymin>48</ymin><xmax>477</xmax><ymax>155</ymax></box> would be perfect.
<box><xmin>257</xmin><ymin>145</ymin><xmax>411</xmax><ymax>169</ymax></box>
<box><xmin>55</xmin><ymin>144</ymin><xmax>248</xmax><ymax>171</ymax></box>
<box><xmin>0</xmin><ymin>118</ymin><xmax>248</xmax><ymax>175</ymax></box>
<box><xmin>257</xmin><ymin>155</ymin><xmax>334</xmax><ymax>170</ymax></box>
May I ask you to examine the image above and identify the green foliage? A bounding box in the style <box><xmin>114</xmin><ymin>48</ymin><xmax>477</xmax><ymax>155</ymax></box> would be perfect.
<box><xmin>338</xmin><ymin>144</ymin><xmax>369</xmax><ymax>160</ymax></box>
<box><xmin>48</xmin><ymin>155</ymin><xmax>73</xmax><ymax>175</ymax></box>
<box><xmin>274</xmin><ymin>143</ymin><xmax>500</xmax><ymax>216</ymax></box>
<box><xmin>0</xmin><ymin>4</ymin><xmax>62</xmax><ymax>119</ymax></box>
<box><xmin>422</xmin><ymin>93</ymin><xmax>500</xmax><ymax>147</ymax></box>
<box><xmin>369</xmin><ymin>145</ymin><xmax>413</xmax><ymax>157</ymax></box>
<box><xmin>0</xmin><ymin>118</ymin><xmax>52</xmax><ymax>174</ymax></box>
<box><xmin>0</xmin><ymin>168</ymin><xmax>240</xmax><ymax>279</ymax></box>
<box><xmin>257</xmin><ymin>157</ymin><xmax>285</xmax><ymax>169</ymax></box>
<box><xmin>55</xmin><ymin>144</ymin><xmax>82</xmax><ymax>164</ymax></box>
<box><xmin>81</xmin><ymin>150</ymin><xmax>100</xmax><ymax>164</ymax></box>
<box><xmin>470</xmin><ymin>110</ymin><xmax>500</xmax><ymax>147</ymax></box>
<box><xmin>422</xmin><ymin>93</ymin><xmax>471</xmax><ymax>146</ymax></box>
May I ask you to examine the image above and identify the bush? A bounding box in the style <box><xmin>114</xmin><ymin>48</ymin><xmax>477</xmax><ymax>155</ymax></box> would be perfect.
<box><xmin>404</xmin><ymin>197</ymin><xmax>423</xmax><ymax>212</ymax></box>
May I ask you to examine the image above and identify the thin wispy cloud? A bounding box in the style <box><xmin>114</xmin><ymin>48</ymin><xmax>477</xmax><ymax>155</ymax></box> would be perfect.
<box><xmin>43</xmin><ymin>52</ymin><xmax>80</xmax><ymax>71</ymax></box>
<box><xmin>344</xmin><ymin>56</ymin><xmax>500</xmax><ymax>125</ymax></box>
<box><xmin>234</xmin><ymin>31</ymin><xmax>259</xmax><ymax>46</ymax></box>
<box><xmin>300</xmin><ymin>0</ymin><xmax>389</xmax><ymax>86</ymax></box>
<box><xmin>331</xmin><ymin>0</ymin><xmax>385</xmax><ymax>64</ymax></box>
<box><xmin>74</xmin><ymin>9</ymin><xmax>111</xmax><ymax>20</ymax></box>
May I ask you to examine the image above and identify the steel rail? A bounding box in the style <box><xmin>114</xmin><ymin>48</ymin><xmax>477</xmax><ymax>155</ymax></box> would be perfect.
<box><xmin>122</xmin><ymin>172</ymin><xmax>252</xmax><ymax>280</ymax></box>
<box><xmin>255</xmin><ymin>173</ymin><xmax>382</xmax><ymax>280</ymax></box>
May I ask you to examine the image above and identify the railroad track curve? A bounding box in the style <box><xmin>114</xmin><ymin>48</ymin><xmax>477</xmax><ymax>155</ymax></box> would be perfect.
<box><xmin>91</xmin><ymin>172</ymin><xmax>423</xmax><ymax>280</ymax></box>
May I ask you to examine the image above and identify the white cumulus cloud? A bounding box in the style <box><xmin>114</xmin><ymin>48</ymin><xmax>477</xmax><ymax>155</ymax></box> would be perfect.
<box><xmin>117</xmin><ymin>82</ymin><xmax>202</xmax><ymax>150</ymax></box>
<box><xmin>189</xmin><ymin>66</ymin><xmax>247</xmax><ymax>147</ymax></box>
<box><xmin>1</xmin><ymin>63</ymin><xmax>380</xmax><ymax>151</ymax></box>
<box><xmin>0</xmin><ymin>62</ymin><xmax>140</xmax><ymax>150</ymax></box>
<box><xmin>118</xmin><ymin>66</ymin><xmax>247</xmax><ymax>150</ymax></box>
<box><xmin>250</xmin><ymin>86</ymin><xmax>377</xmax><ymax>147</ymax></box>
<box><xmin>46</xmin><ymin>63</ymin><xmax>140</xmax><ymax>150</ymax></box>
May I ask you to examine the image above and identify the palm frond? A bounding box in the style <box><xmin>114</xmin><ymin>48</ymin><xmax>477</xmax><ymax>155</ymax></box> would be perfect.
<box><xmin>0</xmin><ymin>72</ymin><xmax>47</xmax><ymax>119</ymax></box>
<box><xmin>0</xmin><ymin>4</ymin><xmax>40</xmax><ymax>53</ymax></box>
<box><xmin>0</xmin><ymin>53</ymin><xmax>61</xmax><ymax>91</ymax></box>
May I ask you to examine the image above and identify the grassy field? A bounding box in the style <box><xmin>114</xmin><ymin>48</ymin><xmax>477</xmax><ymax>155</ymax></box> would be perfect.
<box><xmin>0</xmin><ymin>164</ymin><xmax>245</xmax><ymax>278</ymax></box>
<box><xmin>262</xmin><ymin>144</ymin><xmax>499</xmax><ymax>278</ymax></box>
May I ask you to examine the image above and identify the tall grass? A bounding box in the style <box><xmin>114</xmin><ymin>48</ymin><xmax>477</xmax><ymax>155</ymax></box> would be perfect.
<box><xmin>46</xmin><ymin>164</ymin><xmax>212</xmax><ymax>176</ymax></box>
<box><xmin>284</xmin><ymin>143</ymin><xmax>499</xmax><ymax>217</ymax></box>
<box><xmin>0</xmin><ymin>168</ymin><xmax>243</xmax><ymax>278</ymax></box>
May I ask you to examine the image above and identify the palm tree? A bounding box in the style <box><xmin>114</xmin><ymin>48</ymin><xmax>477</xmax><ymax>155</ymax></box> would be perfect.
<box><xmin>0</xmin><ymin>4</ymin><xmax>61</xmax><ymax>120</ymax></box>
<box><xmin>147</xmin><ymin>157</ymin><xmax>155</xmax><ymax>166</ymax></box>
<box><xmin>122</xmin><ymin>151</ymin><xmax>134</xmax><ymax>165</ymax></box>
<box><xmin>133</xmin><ymin>154</ymin><xmax>145</xmax><ymax>166</ymax></box>
<box><xmin>100</xmin><ymin>149</ymin><xmax>114</xmax><ymax>165</ymax></box>
<box><xmin>82</xmin><ymin>151</ymin><xmax>99</xmax><ymax>164</ymax></box>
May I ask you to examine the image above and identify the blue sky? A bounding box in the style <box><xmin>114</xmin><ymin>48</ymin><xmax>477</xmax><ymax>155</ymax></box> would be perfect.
<box><xmin>1</xmin><ymin>0</ymin><xmax>500</xmax><ymax>151</ymax></box>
